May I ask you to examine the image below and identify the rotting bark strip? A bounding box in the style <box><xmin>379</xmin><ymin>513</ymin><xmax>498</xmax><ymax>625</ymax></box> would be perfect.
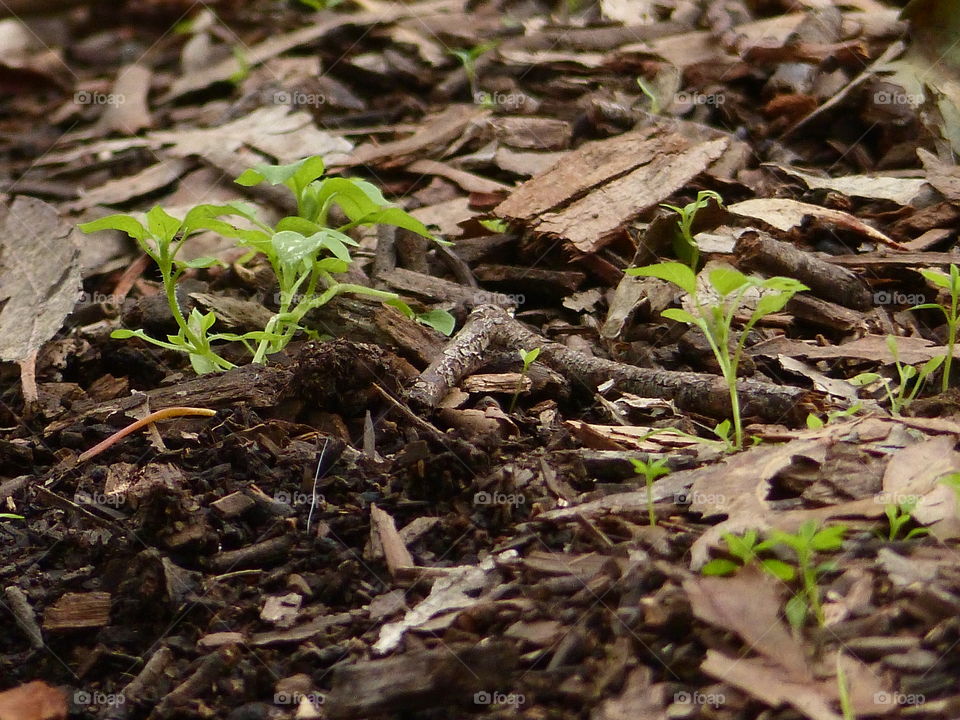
<box><xmin>408</xmin><ymin>305</ymin><xmax>813</xmax><ymax>423</ymax></box>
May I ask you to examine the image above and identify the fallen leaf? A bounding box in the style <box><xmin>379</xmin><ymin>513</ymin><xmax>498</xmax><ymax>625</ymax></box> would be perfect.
<box><xmin>0</xmin><ymin>681</ymin><xmax>67</xmax><ymax>720</ymax></box>
<box><xmin>0</xmin><ymin>197</ymin><xmax>82</xmax><ymax>402</ymax></box>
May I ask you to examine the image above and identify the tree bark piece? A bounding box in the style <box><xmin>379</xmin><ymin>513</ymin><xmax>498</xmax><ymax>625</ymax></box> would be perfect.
<box><xmin>735</xmin><ymin>231</ymin><xmax>872</xmax><ymax>310</ymax></box>
<box><xmin>409</xmin><ymin>305</ymin><xmax>813</xmax><ymax>423</ymax></box>
<box><xmin>325</xmin><ymin>642</ymin><xmax>518</xmax><ymax>719</ymax></box>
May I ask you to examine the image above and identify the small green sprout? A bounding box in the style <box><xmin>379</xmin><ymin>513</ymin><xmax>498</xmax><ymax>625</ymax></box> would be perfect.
<box><xmin>850</xmin><ymin>335</ymin><xmax>942</xmax><ymax>415</ymax></box>
<box><xmin>700</xmin><ymin>528</ymin><xmax>793</xmax><ymax>580</ymax></box>
<box><xmin>702</xmin><ymin>521</ymin><xmax>847</xmax><ymax>630</ymax></box>
<box><xmin>478</xmin><ymin>218</ymin><xmax>509</xmax><ymax>234</ymax></box>
<box><xmin>660</xmin><ymin>190</ymin><xmax>724</xmax><ymax>270</ymax></box>
<box><xmin>636</xmin><ymin>77</ymin><xmax>662</xmax><ymax>115</ymax></box>
<box><xmin>451</xmin><ymin>41</ymin><xmax>498</xmax><ymax>100</ymax></box>
<box><xmin>509</xmin><ymin>347</ymin><xmax>540</xmax><ymax>412</ymax></box>
<box><xmin>939</xmin><ymin>471</ymin><xmax>960</xmax><ymax>515</ymax></box>
<box><xmin>629</xmin><ymin>456</ymin><xmax>671</xmax><ymax>526</ymax></box>
<box><xmin>883</xmin><ymin>499</ymin><xmax>928</xmax><ymax>542</ymax></box>
<box><xmin>0</xmin><ymin>513</ymin><xmax>23</xmax><ymax>520</ymax></box>
<box><xmin>913</xmin><ymin>263</ymin><xmax>960</xmax><ymax>391</ymax></box>
<box><xmin>805</xmin><ymin>403</ymin><xmax>863</xmax><ymax>429</ymax></box>
<box><xmin>836</xmin><ymin>653</ymin><xmax>855</xmax><ymax>720</ymax></box>
<box><xmin>768</xmin><ymin>520</ymin><xmax>846</xmax><ymax>629</ymax></box>
<box><xmin>627</xmin><ymin>263</ymin><xmax>807</xmax><ymax>450</ymax></box>
<box><xmin>81</xmin><ymin>155</ymin><xmax>454</xmax><ymax>374</ymax></box>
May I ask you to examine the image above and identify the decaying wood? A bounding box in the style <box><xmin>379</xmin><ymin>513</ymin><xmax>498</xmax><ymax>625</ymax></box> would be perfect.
<box><xmin>123</xmin><ymin>647</ymin><xmax>175</xmax><ymax>704</ymax></box>
<box><xmin>4</xmin><ymin>586</ymin><xmax>44</xmax><ymax>649</ymax></box>
<box><xmin>204</xmin><ymin>536</ymin><xmax>294</xmax><ymax>573</ymax></box>
<box><xmin>153</xmin><ymin>646</ymin><xmax>240</xmax><ymax>717</ymax></box>
<box><xmin>369</xmin><ymin>504</ymin><xmax>414</xmax><ymax>577</ymax></box>
<box><xmin>325</xmin><ymin>642</ymin><xmax>518</xmax><ymax>718</ymax></box>
<box><xmin>409</xmin><ymin>305</ymin><xmax>814</xmax><ymax>423</ymax></box>
<box><xmin>735</xmin><ymin>231</ymin><xmax>872</xmax><ymax>310</ymax></box>
<box><xmin>43</xmin><ymin>591</ymin><xmax>111</xmax><ymax>631</ymax></box>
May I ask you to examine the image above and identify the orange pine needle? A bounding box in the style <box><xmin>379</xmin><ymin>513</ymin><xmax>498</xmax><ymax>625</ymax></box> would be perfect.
<box><xmin>77</xmin><ymin>406</ymin><xmax>217</xmax><ymax>463</ymax></box>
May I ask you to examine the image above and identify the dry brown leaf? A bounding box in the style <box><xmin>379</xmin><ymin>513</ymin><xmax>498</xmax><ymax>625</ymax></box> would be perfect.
<box><xmin>0</xmin><ymin>681</ymin><xmax>67</xmax><ymax>720</ymax></box>
<box><xmin>685</xmin><ymin>565</ymin><xmax>810</xmax><ymax>679</ymax></box>
<box><xmin>0</xmin><ymin>197</ymin><xmax>82</xmax><ymax>402</ymax></box>
<box><xmin>765</xmin><ymin>164</ymin><xmax>928</xmax><ymax>205</ymax></box>
<box><xmin>728</xmin><ymin>198</ymin><xmax>904</xmax><ymax>248</ymax></box>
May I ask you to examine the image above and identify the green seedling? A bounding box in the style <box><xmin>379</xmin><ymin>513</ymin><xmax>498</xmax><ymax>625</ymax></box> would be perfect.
<box><xmin>700</xmin><ymin>528</ymin><xmax>794</xmax><ymax>580</ymax></box>
<box><xmin>883</xmin><ymin>499</ymin><xmax>928</xmax><ymax>542</ymax></box>
<box><xmin>478</xmin><ymin>218</ymin><xmax>509</xmax><ymax>234</ymax></box>
<box><xmin>636</xmin><ymin>77</ymin><xmax>662</xmax><ymax>115</ymax></box>
<box><xmin>82</xmin><ymin>155</ymin><xmax>454</xmax><ymax>374</ymax></box>
<box><xmin>296</xmin><ymin>0</ymin><xmax>343</xmax><ymax>8</ymax></box>
<box><xmin>509</xmin><ymin>347</ymin><xmax>540</xmax><ymax>412</ymax></box>
<box><xmin>0</xmin><ymin>513</ymin><xmax>23</xmax><ymax>520</ymax></box>
<box><xmin>767</xmin><ymin>520</ymin><xmax>846</xmax><ymax>629</ymax></box>
<box><xmin>836</xmin><ymin>653</ymin><xmax>855</xmax><ymax>720</ymax></box>
<box><xmin>627</xmin><ymin>263</ymin><xmax>807</xmax><ymax>450</ymax></box>
<box><xmin>702</xmin><ymin>522</ymin><xmax>847</xmax><ymax>629</ymax></box>
<box><xmin>939</xmin><ymin>472</ymin><xmax>960</xmax><ymax>515</ymax></box>
<box><xmin>629</xmin><ymin>456</ymin><xmax>671</xmax><ymax>526</ymax></box>
<box><xmin>451</xmin><ymin>41</ymin><xmax>497</xmax><ymax>99</ymax></box>
<box><xmin>805</xmin><ymin>403</ymin><xmax>863</xmax><ymax>430</ymax></box>
<box><xmin>913</xmin><ymin>264</ymin><xmax>960</xmax><ymax>392</ymax></box>
<box><xmin>660</xmin><ymin>190</ymin><xmax>724</xmax><ymax>270</ymax></box>
<box><xmin>850</xmin><ymin>335</ymin><xmax>942</xmax><ymax>415</ymax></box>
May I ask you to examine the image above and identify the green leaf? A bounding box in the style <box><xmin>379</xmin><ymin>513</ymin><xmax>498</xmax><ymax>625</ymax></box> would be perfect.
<box><xmin>190</xmin><ymin>353</ymin><xmax>219</xmax><ymax>375</ymax></box>
<box><xmin>661</xmin><ymin>308</ymin><xmax>698</xmax><ymax>325</ymax></box>
<box><xmin>146</xmin><ymin>206</ymin><xmax>183</xmax><ymax>243</ymax></box>
<box><xmin>416</xmin><ymin>309</ymin><xmax>456</xmax><ymax>336</ymax></box>
<box><xmin>850</xmin><ymin>372</ymin><xmax>882</xmax><ymax>386</ymax></box>
<box><xmin>754</xmin><ymin>292</ymin><xmax>793</xmax><ymax>317</ymax></box>
<box><xmin>760</xmin><ymin>558</ymin><xmax>796</xmax><ymax>581</ymax></box>
<box><xmin>360</xmin><ymin>207</ymin><xmax>435</xmax><ymax>239</ymax></box>
<box><xmin>276</xmin><ymin>216</ymin><xmax>322</xmax><ymax>235</ymax></box>
<box><xmin>315</xmin><ymin>257</ymin><xmax>350</xmax><ymax>274</ymax></box>
<box><xmin>784</xmin><ymin>593</ymin><xmax>809</xmax><ymax>629</ymax></box>
<box><xmin>761</xmin><ymin>277</ymin><xmax>808</xmax><ymax>293</ymax></box>
<box><xmin>920</xmin><ymin>268</ymin><xmax>952</xmax><ymax>288</ymax></box>
<box><xmin>240</xmin><ymin>155</ymin><xmax>327</xmax><ymax>191</ymax></box>
<box><xmin>628</xmin><ymin>262</ymin><xmax>697</xmax><ymax>296</ymax></box>
<box><xmin>806</xmin><ymin>414</ymin><xmax>824</xmax><ymax>429</ymax></box>
<box><xmin>79</xmin><ymin>214</ymin><xmax>149</xmax><ymax>241</ymax></box>
<box><xmin>811</xmin><ymin>525</ymin><xmax>846</xmax><ymax>551</ymax></box>
<box><xmin>701</xmin><ymin>559</ymin><xmax>739</xmax><ymax>576</ymax></box>
<box><xmin>271</xmin><ymin>230</ymin><xmax>324</xmax><ymax>268</ymax></box>
<box><xmin>708</xmin><ymin>267</ymin><xmax>749</xmax><ymax>296</ymax></box>
<box><xmin>178</xmin><ymin>256</ymin><xmax>224</xmax><ymax>269</ymax></box>
<box><xmin>235</xmin><ymin>168</ymin><xmax>265</xmax><ymax>186</ymax></box>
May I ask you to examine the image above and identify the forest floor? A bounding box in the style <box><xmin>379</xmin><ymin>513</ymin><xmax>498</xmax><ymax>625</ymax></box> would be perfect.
<box><xmin>2</xmin><ymin>0</ymin><xmax>960</xmax><ymax>718</ymax></box>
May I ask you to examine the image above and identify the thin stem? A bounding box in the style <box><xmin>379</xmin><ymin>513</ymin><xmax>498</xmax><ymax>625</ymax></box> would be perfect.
<box><xmin>78</xmin><ymin>407</ymin><xmax>218</xmax><ymax>463</ymax></box>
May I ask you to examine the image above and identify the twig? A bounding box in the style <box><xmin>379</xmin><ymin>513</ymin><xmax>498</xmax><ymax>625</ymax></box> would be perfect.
<box><xmin>77</xmin><ymin>407</ymin><xmax>217</xmax><ymax>463</ymax></box>
<box><xmin>409</xmin><ymin>305</ymin><xmax>813</xmax><ymax>423</ymax></box>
